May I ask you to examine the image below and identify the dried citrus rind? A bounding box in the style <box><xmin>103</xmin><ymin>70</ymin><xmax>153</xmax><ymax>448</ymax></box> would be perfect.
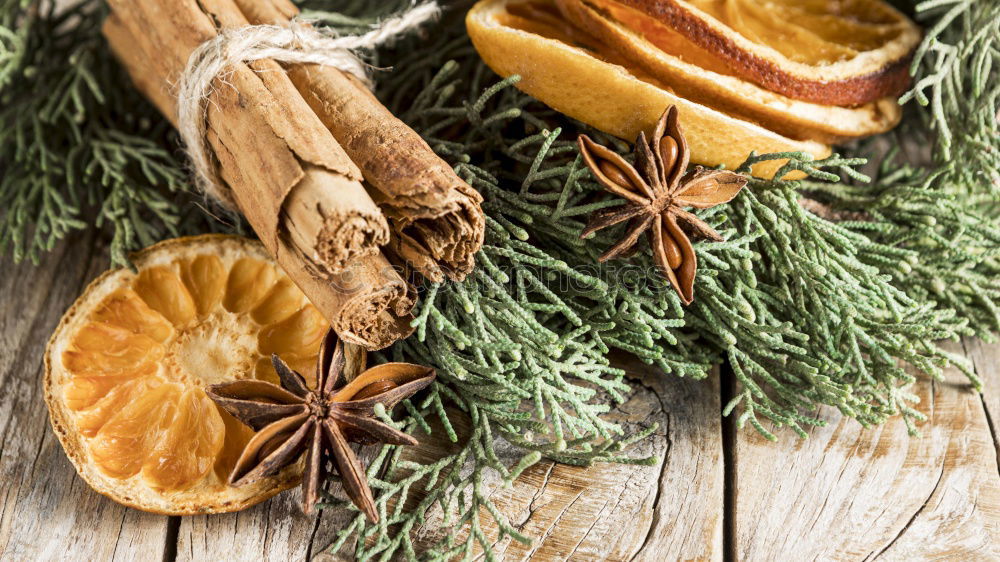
<box><xmin>45</xmin><ymin>235</ymin><xmax>326</xmax><ymax>514</ymax></box>
<box><xmin>554</xmin><ymin>0</ymin><xmax>905</xmax><ymax>143</ymax></box>
<box><xmin>466</xmin><ymin>0</ymin><xmax>831</xmax><ymax>178</ymax></box>
<box><xmin>612</xmin><ymin>0</ymin><xmax>921</xmax><ymax>106</ymax></box>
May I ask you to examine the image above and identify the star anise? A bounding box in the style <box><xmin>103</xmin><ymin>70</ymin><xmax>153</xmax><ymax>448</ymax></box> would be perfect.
<box><xmin>206</xmin><ymin>329</ymin><xmax>435</xmax><ymax>521</ymax></box>
<box><xmin>578</xmin><ymin>106</ymin><xmax>748</xmax><ymax>305</ymax></box>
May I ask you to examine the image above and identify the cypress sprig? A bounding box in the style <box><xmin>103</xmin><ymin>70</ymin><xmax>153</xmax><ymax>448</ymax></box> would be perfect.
<box><xmin>0</xmin><ymin>1</ymin><xmax>199</xmax><ymax>266</ymax></box>
<box><xmin>805</xmin><ymin>152</ymin><xmax>1000</xmax><ymax>343</ymax></box>
<box><xmin>903</xmin><ymin>0</ymin><xmax>1000</xmax><ymax>191</ymax></box>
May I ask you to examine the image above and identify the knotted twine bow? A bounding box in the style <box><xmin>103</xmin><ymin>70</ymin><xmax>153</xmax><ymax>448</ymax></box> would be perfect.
<box><xmin>176</xmin><ymin>2</ymin><xmax>441</xmax><ymax>208</ymax></box>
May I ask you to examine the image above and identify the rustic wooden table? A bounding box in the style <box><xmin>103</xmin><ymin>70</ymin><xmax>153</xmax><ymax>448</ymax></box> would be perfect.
<box><xmin>2</xmin><ymin>233</ymin><xmax>998</xmax><ymax>561</ymax></box>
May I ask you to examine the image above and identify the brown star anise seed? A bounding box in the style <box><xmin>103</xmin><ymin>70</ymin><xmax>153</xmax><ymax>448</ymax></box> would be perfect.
<box><xmin>578</xmin><ymin>106</ymin><xmax>748</xmax><ymax>305</ymax></box>
<box><xmin>206</xmin><ymin>329</ymin><xmax>435</xmax><ymax>521</ymax></box>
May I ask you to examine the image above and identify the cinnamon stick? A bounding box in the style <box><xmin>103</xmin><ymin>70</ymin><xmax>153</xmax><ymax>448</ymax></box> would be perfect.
<box><xmin>233</xmin><ymin>0</ymin><xmax>486</xmax><ymax>283</ymax></box>
<box><xmin>103</xmin><ymin>0</ymin><xmax>414</xmax><ymax>349</ymax></box>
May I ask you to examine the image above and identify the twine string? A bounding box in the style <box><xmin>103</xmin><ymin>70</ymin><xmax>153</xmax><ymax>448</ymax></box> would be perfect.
<box><xmin>176</xmin><ymin>2</ymin><xmax>441</xmax><ymax>207</ymax></box>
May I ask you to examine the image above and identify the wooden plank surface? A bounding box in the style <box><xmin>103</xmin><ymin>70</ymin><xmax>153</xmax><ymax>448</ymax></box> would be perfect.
<box><xmin>1</xmin><ymin>233</ymin><xmax>998</xmax><ymax>561</ymax></box>
<box><xmin>396</xmin><ymin>357</ymin><xmax>724</xmax><ymax>562</ymax></box>
<box><xmin>0</xmin><ymin>234</ymin><xmax>173</xmax><ymax>561</ymax></box>
<box><xmin>730</xmin><ymin>340</ymin><xmax>1000</xmax><ymax>561</ymax></box>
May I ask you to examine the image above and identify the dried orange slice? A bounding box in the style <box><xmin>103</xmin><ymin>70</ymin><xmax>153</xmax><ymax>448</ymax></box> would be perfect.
<box><xmin>555</xmin><ymin>0</ymin><xmax>905</xmax><ymax>143</ymax></box>
<box><xmin>45</xmin><ymin>235</ymin><xmax>328</xmax><ymax>514</ymax></box>
<box><xmin>606</xmin><ymin>0</ymin><xmax>921</xmax><ymax>106</ymax></box>
<box><xmin>467</xmin><ymin>0</ymin><xmax>831</xmax><ymax>178</ymax></box>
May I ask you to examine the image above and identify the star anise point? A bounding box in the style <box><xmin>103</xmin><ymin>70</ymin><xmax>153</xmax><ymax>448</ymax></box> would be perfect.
<box><xmin>578</xmin><ymin>106</ymin><xmax>747</xmax><ymax>305</ymax></box>
<box><xmin>208</xmin><ymin>329</ymin><xmax>436</xmax><ymax>521</ymax></box>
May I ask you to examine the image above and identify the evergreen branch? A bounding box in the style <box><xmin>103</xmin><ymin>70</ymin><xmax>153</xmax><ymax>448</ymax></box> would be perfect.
<box><xmin>902</xmin><ymin>0</ymin><xmax>1000</xmax><ymax>192</ymax></box>
<box><xmin>0</xmin><ymin>1</ymin><xmax>197</xmax><ymax>266</ymax></box>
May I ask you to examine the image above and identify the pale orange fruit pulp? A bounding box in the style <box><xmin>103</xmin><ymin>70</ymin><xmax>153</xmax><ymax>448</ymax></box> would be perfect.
<box><xmin>45</xmin><ymin>235</ymin><xmax>328</xmax><ymax>514</ymax></box>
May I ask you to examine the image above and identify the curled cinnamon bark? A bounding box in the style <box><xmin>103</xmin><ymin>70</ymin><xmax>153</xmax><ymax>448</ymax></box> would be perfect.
<box><xmin>234</xmin><ymin>0</ymin><xmax>486</xmax><ymax>283</ymax></box>
<box><xmin>103</xmin><ymin>0</ymin><xmax>414</xmax><ymax>349</ymax></box>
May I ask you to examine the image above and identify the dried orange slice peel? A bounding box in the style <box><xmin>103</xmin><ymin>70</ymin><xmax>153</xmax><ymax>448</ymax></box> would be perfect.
<box><xmin>45</xmin><ymin>235</ymin><xmax>328</xmax><ymax>514</ymax></box>
<box><xmin>468</xmin><ymin>0</ymin><xmax>921</xmax><ymax>171</ymax></box>
<box><xmin>611</xmin><ymin>0</ymin><xmax>921</xmax><ymax>106</ymax></box>
<box><xmin>467</xmin><ymin>0</ymin><xmax>831</xmax><ymax>178</ymax></box>
<box><xmin>555</xmin><ymin>0</ymin><xmax>907</xmax><ymax>143</ymax></box>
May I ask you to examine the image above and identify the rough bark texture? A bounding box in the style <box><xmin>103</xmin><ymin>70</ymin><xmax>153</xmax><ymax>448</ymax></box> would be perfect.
<box><xmin>3</xmin><ymin>234</ymin><xmax>998</xmax><ymax>560</ymax></box>
<box><xmin>232</xmin><ymin>0</ymin><xmax>485</xmax><ymax>283</ymax></box>
<box><xmin>102</xmin><ymin>0</ymin><xmax>414</xmax><ymax>349</ymax></box>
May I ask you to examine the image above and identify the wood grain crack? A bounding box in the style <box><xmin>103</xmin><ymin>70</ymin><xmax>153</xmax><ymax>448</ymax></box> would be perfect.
<box><xmin>522</xmin><ymin>490</ymin><xmax>586</xmax><ymax>560</ymax></box>
<box><xmin>961</xmin><ymin>338</ymin><xmax>1000</xmax><ymax>477</ymax></box>
<box><xmin>981</xmin><ymin>395</ymin><xmax>1000</xmax><ymax>478</ymax></box>
<box><xmin>567</xmin><ymin>498</ymin><xmax>611</xmax><ymax>558</ymax></box>
<box><xmin>721</xmin><ymin>363</ymin><xmax>737</xmax><ymax>562</ymax></box>
<box><xmin>304</xmin><ymin>509</ymin><xmax>323</xmax><ymax>560</ymax></box>
<box><xmin>964</xmin><ymin>340</ymin><xmax>1000</xmax><ymax>478</ymax></box>
<box><xmin>111</xmin><ymin>511</ymin><xmax>128</xmax><ymax>560</ymax></box>
<box><xmin>518</xmin><ymin>462</ymin><xmax>556</xmax><ymax>529</ymax></box>
<box><xmin>628</xmin><ymin>411</ymin><xmax>670</xmax><ymax>562</ymax></box>
<box><xmin>869</xmin><ymin>463</ymin><xmax>945</xmax><ymax>560</ymax></box>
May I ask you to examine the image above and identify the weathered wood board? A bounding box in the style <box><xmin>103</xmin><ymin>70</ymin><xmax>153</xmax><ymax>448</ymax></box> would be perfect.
<box><xmin>731</xmin><ymin>340</ymin><xmax>1000</xmax><ymax>561</ymax></box>
<box><xmin>0</xmin><ymin>234</ymin><xmax>172</xmax><ymax>561</ymax></box>
<box><xmin>2</xmin><ymin>235</ymin><xmax>998</xmax><ymax>561</ymax></box>
<box><xmin>396</xmin><ymin>355</ymin><xmax>725</xmax><ymax>562</ymax></box>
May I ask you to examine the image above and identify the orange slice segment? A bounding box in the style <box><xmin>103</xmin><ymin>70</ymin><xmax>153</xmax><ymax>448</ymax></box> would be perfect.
<box><xmin>611</xmin><ymin>0</ymin><xmax>921</xmax><ymax>105</ymax></box>
<box><xmin>224</xmin><ymin>258</ymin><xmax>279</xmax><ymax>314</ymax></box>
<box><xmin>91</xmin><ymin>289</ymin><xmax>173</xmax><ymax>342</ymax></box>
<box><xmin>258</xmin><ymin>305</ymin><xmax>326</xmax><ymax>359</ymax></box>
<box><xmin>180</xmin><ymin>255</ymin><xmax>227</xmax><ymax>317</ymax></box>
<box><xmin>65</xmin><ymin>374</ymin><xmax>143</xmax><ymax>412</ymax></box>
<box><xmin>45</xmin><ymin>235</ymin><xmax>327</xmax><ymax>515</ymax></box>
<box><xmin>62</xmin><ymin>322</ymin><xmax>163</xmax><ymax>378</ymax></box>
<box><xmin>75</xmin><ymin>377</ymin><xmax>155</xmax><ymax>438</ymax></box>
<box><xmin>90</xmin><ymin>382</ymin><xmax>181</xmax><ymax>480</ymax></box>
<box><xmin>251</xmin><ymin>278</ymin><xmax>306</xmax><ymax>325</ymax></box>
<box><xmin>143</xmin><ymin>388</ymin><xmax>225</xmax><ymax>490</ymax></box>
<box><xmin>134</xmin><ymin>266</ymin><xmax>197</xmax><ymax>328</ymax></box>
<box><xmin>693</xmin><ymin>0</ymin><xmax>900</xmax><ymax>64</ymax></box>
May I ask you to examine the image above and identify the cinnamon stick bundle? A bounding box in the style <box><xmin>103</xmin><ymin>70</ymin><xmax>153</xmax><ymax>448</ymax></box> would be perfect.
<box><xmin>103</xmin><ymin>0</ymin><xmax>414</xmax><ymax>349</ymax></box>
<box><xmin>234</xmin><ymin>0</ymin><xmax>486</xmax><ymax>283</ymax></box>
